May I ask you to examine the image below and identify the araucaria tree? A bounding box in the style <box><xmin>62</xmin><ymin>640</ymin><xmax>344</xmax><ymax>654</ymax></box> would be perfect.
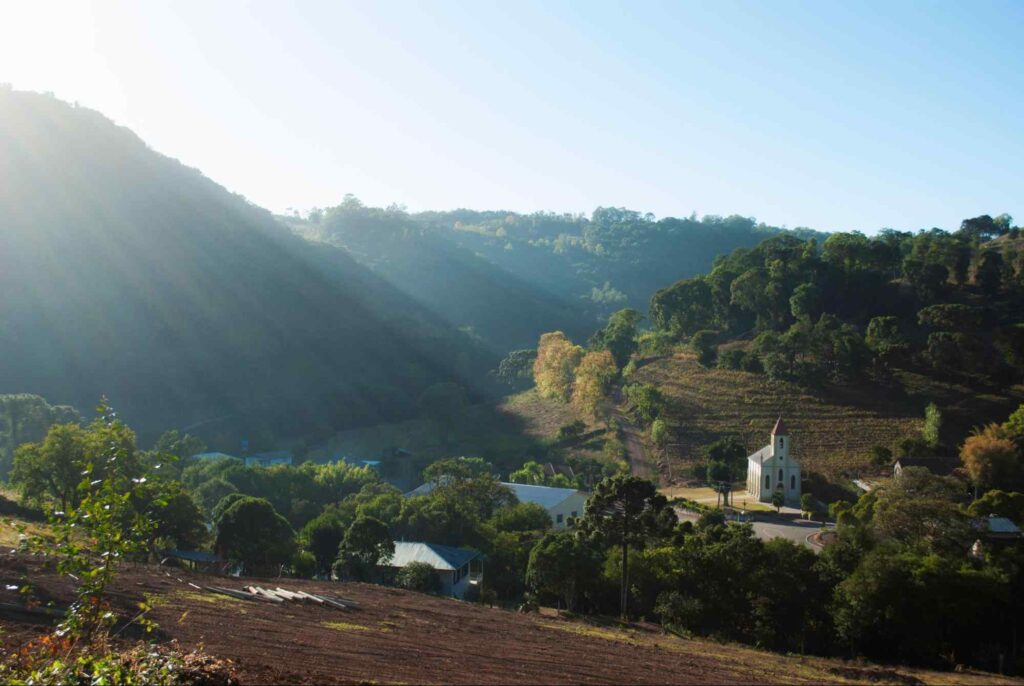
<box><xmin>577</xmin><ymin>475</ymin><xmax>676</xmax><ymax>618</ymax></box>
<box><xmin>533</xmin><ymin>331</ymin><xmax>584</xmax><ymax>401</ymax></box>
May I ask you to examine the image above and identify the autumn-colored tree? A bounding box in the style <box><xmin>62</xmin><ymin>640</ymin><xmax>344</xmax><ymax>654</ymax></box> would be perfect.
<box><xmin>960</xmin><ymin>426</ymin><xmax>1020</xmax><ymax>492</ymax></box>
<box><xmin>533</xmin><ymin>332</ymin><xmax>584</xmax><ymax>402</ymax></box>
<box><xmin>571</xmin><ymin>350</ymin><xmax>617</xmax><ymax>418</ymax></box>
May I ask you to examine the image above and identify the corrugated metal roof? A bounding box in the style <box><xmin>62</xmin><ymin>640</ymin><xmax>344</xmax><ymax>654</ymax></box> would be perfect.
<box><xmin>160</xmin><ymin>549</ymin><xmax>222</xmax><ymax>563</ymax></box>
<box><xmin>987</xmin><ymin>516</ymin><xmax>1022</xmax><ymax>534</ymax></box>
<box><xmin>384</xmin><ymin>542</ymin><xmax>480</xmax><ymax>570</ymax></box>
<box><xmin>503</xmin><ymin>483</ymin><xmax>578</xmax><ymax>509</ymax></box>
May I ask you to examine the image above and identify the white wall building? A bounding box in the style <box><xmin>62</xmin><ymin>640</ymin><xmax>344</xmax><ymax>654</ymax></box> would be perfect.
<box><xmin>745</xmin><ymin>417</ymin><xmax>801</xmax><ymax>507</ymax></box>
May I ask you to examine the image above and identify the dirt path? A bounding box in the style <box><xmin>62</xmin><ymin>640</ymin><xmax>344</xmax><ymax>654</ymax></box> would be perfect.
<box><xmin>612</xmin><ymin>388</ymin><xmax>655</xmax><ymax>483</ymax></box>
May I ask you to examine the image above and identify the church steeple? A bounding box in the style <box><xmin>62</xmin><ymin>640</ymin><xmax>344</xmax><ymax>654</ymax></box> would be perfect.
<box><xmin>771</xmin><ymin>415</ymin><xmax>788</xmax><ymax>437</ymax></box>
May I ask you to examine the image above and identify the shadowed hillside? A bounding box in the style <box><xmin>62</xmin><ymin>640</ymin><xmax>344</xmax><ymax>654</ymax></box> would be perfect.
<box><xmin>0</xmin><ymin>89</ymin><xmax>491</xmax><ymax>445</ymax></box>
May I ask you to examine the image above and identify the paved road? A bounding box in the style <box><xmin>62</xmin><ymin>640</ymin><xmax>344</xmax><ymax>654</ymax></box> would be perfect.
<box><xmin>675</xmin><ymin>507</ymin><xmax>830</xmax><ymax>550</ymax></box>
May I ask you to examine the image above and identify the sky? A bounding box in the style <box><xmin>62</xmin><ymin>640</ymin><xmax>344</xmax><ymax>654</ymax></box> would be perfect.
<box><xmin>1</xmin><ymin>0</ymin><xmax>1022</xmax><ymax>233</ymax></box>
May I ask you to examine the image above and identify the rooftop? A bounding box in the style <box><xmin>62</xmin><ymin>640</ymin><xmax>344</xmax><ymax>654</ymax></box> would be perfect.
<box><xmin>384</xmin><ymin>541</ymin><xmax>480</xmax><ymax>571</ymax></box>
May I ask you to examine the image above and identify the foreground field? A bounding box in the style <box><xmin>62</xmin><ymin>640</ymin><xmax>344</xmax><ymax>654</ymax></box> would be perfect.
<box><xmin>0</xmin><ymin>554</ymin><xmax>1018</xmax><ymax>685</ymax></box>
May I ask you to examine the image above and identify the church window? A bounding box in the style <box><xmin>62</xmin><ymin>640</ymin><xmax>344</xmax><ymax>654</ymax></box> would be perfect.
<box><xmin>765</xmin><ymin>475</ymin><xmax>770</xmax><ymax>489</ymax></box>
<box><xmin>780</xmin><ymin>437</ymin><xmax>784</xmax><ymax>449</ymax></box>
<box><xmin>791</xmin><ymin>475</ymin><xmax>796</xmax><ymax>490</ymax></box>
<box><xmin>778</xmin><ymin>469</ymin><xmax>783</xmax><ymax>482</ymax></box>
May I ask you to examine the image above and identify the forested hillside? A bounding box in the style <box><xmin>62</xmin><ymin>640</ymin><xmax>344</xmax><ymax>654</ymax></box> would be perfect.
<box><xmin>638</xmin><ymin>218</ymin><xmax>1024</xmax><ymax>476</ymax></box>
<box><xmin>0</xmin><ymin>89</ymin><xmax>490</xmax><ymax>446</ymax></box>
<box><xmin>291</xmin><ymin>202</ymin><xmax>820</xmax><ymax>351</ymax></box>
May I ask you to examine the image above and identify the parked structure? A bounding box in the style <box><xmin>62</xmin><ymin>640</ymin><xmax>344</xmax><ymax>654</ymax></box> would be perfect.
<box><xmin>745</xmin><ymin>417</ymin><xmax>801</xmax><ymax>507</ymax></box>
<box><xmin>381</xmin><ymin>542</ymin><xmax>482</xmax><ymax>599</ymax></box>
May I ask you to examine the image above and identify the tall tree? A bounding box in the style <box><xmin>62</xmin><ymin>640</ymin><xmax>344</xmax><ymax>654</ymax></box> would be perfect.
<box><xmin>571</xmin><ymin>350</ymin><xmax>617</xmax><ymax>418</ymax></box>
<box><xmin>533</xmin><ymin>332</ymin><xmax>584</xmax><ymax>402</ymax></box>
<box><xmin>577</xmin><ymin>474</ymin><xmax>676</xmax><ymax>617</ymax></box>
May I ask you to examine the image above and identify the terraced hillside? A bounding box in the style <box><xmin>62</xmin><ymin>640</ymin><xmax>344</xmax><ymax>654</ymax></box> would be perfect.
<box><xmin>632</xmin><ymin>353</ymin><xmax>927</xmax><ymax>483</ymax></box>
<box><xmin>0</xmin><ymin>554</ymin><xmax>1017</xmax><ymax>686</ymax></box>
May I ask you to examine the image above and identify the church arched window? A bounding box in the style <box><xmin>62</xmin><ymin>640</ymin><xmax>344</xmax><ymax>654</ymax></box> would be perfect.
<box><xmin>791</xmin><ymin>475</ymin><xmax>796</xmax><ymax>490</ymax></box>
<box><xmin>778</xmin><ymin>469</ymin><xmax>783</xmax><ymax>482</ymax></box>
<box><xmin>780</xmin><ymin>437</ymin><xmax>784</xmax><ymax>449</ymax></box>
<box><xmin>765</xmin><ymin>475</ymin><xmax>770</xmax><ymax>489</ymax></box>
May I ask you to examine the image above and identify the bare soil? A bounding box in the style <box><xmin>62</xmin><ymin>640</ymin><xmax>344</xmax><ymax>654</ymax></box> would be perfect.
<box><xmin>0</xmin><ymin>554</ymin><xmax>1017</xmax><ymax>686</ymax></box>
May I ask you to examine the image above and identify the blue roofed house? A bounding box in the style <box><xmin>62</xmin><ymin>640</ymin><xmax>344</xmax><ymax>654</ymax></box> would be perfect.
<box><xmin>405</xmin><ymin>481</ymin><xmax>588</xmax><ymax>529</ymax></box>
<box><xmin>381</xmin><ymin>542</ymin><xmax>482</xmax><ymax>599</ymax></box>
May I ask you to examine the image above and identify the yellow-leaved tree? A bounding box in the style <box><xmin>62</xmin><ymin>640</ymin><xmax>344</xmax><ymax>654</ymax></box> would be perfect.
<box><xmin>533</xmin><ymin>332</ymin><xmax>584</xmax><ymax>402</ymax></box>
<box><xmin>572</xmin><ymin>350</ymin><xmax>618</xmax><ymax>419</ymax></box>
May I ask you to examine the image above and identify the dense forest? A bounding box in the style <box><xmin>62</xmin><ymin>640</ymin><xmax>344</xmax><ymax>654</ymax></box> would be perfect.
<box><xmin>0</xmin><ymin>89</ymin><xmax>492</xmax><ymax>447</ymax></box>
<box><xmin>290</xmin><ymin>200</ymin><xmax>820</xmax><ymax>351</ymax></box>
<box><xmin>648</xmin><ymin>218</ymin><xmax>1024</xmax><ymax>395</ymax></box>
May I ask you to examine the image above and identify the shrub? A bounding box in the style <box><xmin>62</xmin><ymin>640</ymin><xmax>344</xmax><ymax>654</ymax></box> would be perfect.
<box><xmin>396</xmin><ymin>561</ymin><xmax>441</xmax><ymax>594</ymax></box>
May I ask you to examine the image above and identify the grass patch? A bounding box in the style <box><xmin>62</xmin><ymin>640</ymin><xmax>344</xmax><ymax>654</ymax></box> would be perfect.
<box><xmin>539</xmin><ymin>621</ymin><xmax>638</xmax><ymax>644</ymax></box>
<box><xmin>174</xmin><ymin>590</ymin><xmax>247</xmax><ymax>607</ymax></box>
<box><xmin>322</xmin><ymin>621</ymin><xmax>371</xmax><ymax>632</ymax></box>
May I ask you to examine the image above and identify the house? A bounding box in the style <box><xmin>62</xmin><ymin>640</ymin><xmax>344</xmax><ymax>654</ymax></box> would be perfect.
<box><xmin>405</xmin><ymin>480</ymin><xmax>588</xmax><ymax>529</ymax></box>
<box><xmin>192</xmin><ymin>451</ymin><xmax>240</xmax><ymax>461</ymax></box>
<box><xmin>745</xmin><ymin>417</ymin><xmax>801</xmax><ymax>507</ymax></box>
<box><xmin>381</xmin><ymin>541</ymin><xmax>482</xmax><ymax>599</ymax></box>
<box><xmin>159</xmin><ymin>548</ymin><xmax>225</xmax><ymax>573</ymax></box>
<box><xmin>244</xmin><ymin>450</ymin><xmax>294</xmax><ymax>468</ymax></box>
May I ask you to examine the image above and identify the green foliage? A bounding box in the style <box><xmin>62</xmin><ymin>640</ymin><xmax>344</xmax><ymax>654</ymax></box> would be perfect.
<box><xmin>396</xmin><ymin>561</ymin><xmax>441</xmax><ymax>594</ymax></box>
<box><xmin>650</xmin><ymin>419</ymin><xmax>669</xmax><ymax>449</ymax></box>
<box><xmin>489</xmin><ymin>502</ymin><xmax>552</xmax><ymax>532</ymax></box>
<box><xmin>922</xmin><ymin>402</ymin><xmax>942</xmax><ymax>447</ymax></box>
<box><xmin>556</xmin><ymin>420</ymin><xmax>586</xmax><ymax>441</ymax></box>
<box><xmin>214</xmin><ymin>496</ymin><xmax>297</xmax><ymax>574</ymax></box>
<box><xmin>588</xmin><ymin>309</ymin><xmax>643</xmax><ymax>368</ymax></box>
<box><xmin>623</xmin><ymin>383</ymin><xmax>665</xmax><ymax>424</ymax></box>
<box><xmin>771</xmin><ymin>490</ymin><xmax>785</xmax><ymax>512</ymax></box>
<box><xmin>0</xmin><ymin>394</ymin><xmax>80</xmax><ymax>479</ymax></box>
<box><xmin>495</xmin><ymin>349</ymin><xmax>537</xmax><ymax>388</ymax></box>
<box><xmin>578</xmin><ymin>474</ymin><xmax>677</xmax><ymax>617</ymax></box>
<box><xmin>334</xmin><ymin>515</ymin><xmax>394</xmax><ymax>581</ymax></box>
<box><xmin>969</xmin><ymin>490</ymin><xmax>1024</xmax><ymax>523</ymax></box>
<box><xmin>690</xmin><ymin>330</ymin><xmax>718</xmax><ymax>368</ymax></box>
<box><xmin>526</xmin><ymin>531</ymin><xmax>604</xmax><ymax>611</ymax></box>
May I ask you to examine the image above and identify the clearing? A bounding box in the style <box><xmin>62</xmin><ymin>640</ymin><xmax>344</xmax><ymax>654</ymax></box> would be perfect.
<box><xmin>0</xmin><ymin>554</ymin><xmax>1018</xmax><ymax>685</ymax></box>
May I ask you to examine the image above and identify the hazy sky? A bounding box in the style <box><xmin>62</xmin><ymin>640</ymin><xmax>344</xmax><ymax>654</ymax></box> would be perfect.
<box><xmin>2</xmin><ymin>0</ymin><xmax>1022</xmax><ymax>233</ymax></box>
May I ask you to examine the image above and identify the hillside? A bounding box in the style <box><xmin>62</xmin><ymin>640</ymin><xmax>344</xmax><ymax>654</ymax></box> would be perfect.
<box><xmin>0</xmin><ymin>554</ymin><xmax>1015</xmax><ymax>686</ymax></box>
<box><xmin>0</xmin><ymin>89</ymin><xmax>490</xmax><ymax>446</ymax></box>
<box><xmin>291</xmin><ymin>201</ymin><xmax>596</xmax><ymax>352</ymax></box>
<box><xmin>632</xmin><ymin>353</ymin><xmax>925</xmax><ymax>482</ymax></box>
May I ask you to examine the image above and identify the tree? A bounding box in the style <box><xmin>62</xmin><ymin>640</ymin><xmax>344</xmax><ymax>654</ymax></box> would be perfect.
<box><xmin>149</xmin><ymin>487</ymin><xmax>207</xmax><ymax>549</ymax></box>
<box><xmin>571</xmin><ymin>350</ymin><xmax>617</xmax><ymax>418</ymax></box>
<box><xmin>577</xmin><ymin>474</ymin><xmax>677</xmax><ymax>617</ymax></box>
<box><xmin>334</xmin><ymin>515</ymin><xmax>394</xmax><ymax>581</ymax></box>
<box><xmin>623</xmin><ymin>384</ymin><xmax>665</xmax><ymax>424</ymax></box>
<box><xmin>589</xmin><ymin>309</ymin><xmax>643</xmax><ymax>368</ymax></box>
<box><xmin>923</xmin><ymin>402</ymin><xmax>942</xmax><ymax>448</ymax></box>
<box><xmin>533</xmin><ymin>332</ymin><xmax>584</xmax><ymax>401</ymax></box>
<box><xmin>961</xmin><ymin>429</ymin><xmax>1020</xmax><ymax>493</ymax></box>
<box><xmin>526</xmin><ymin>531</ymin><xmax>603</xmax><ymax>612</ymax></box>
<box><xmin>789</xmin><ymin>283</ymin><xmax>823</xmax><ymax>322</ymax></box>
<box><xmin>650</xmin><ymin>419</ymin><xmax>669</xmax><ymax>450</ymax></box>
<box><xmin>214</xmin><ymin>496</ymin><xmax>297</xmax><ymax>575</ymax></box>
<box><xmin>490</xmin><ymin>502</ymin><xmax>552</xmax><ymax>532</ymax></box>
<box><xmin>495</xmin><ymin>349</ymin><xmax>537</xmax><ymax>388</ymax></box>
<box><xmin>650</xmin><ymin>278</ymin><xmax>713</xmax><ymax>336</ymax></box>
<box><xmin>0</xmin><ymin>394</ymin><xmax>81</xmax><ymax>479</ymax></box>
<box><xmin>865</xmin><ymin>316</ymin><xmax>907</xmax><ymax>363</ymax></box>
<box><xmin>800</xmin><ymin>493</ymin><xmax>816</xmax><ymax>519</ymax></box>
<box><xmin>301</xmin><ymin>510</ymin><xmax>349</xmax><ymax>575</ymax></box>
<box><xmin>969</xmin><ymin>490</ymin><xmax>1024</xmax><ymax>524</ymax></box>
<box><xmin>396</xmin><ymin>561</ymin><xmax>440</xmax><ymax>593</ymax></box>
<box><xmin>508</xmin><ymin>460</ymin><xmax>545</xmax><ymax>485</ymax></box>
<box><xmin>976</xmin><ymin>249</ymin><xmax>1005</xmax><ymax>295</ymax></box>
<box><xmin>690</xmin><ymin>330</ymin><xmax>718</xmax><ymax>368</ymax></box>
<box><xmin>771</xmin><ymin>489</ymin><xmax>785</xmax><ymax>512</ymax></box>
<box><xmin>706</xmin><ymin>461</ymin><xmax>733</xmax><ymax>507</ymax></box>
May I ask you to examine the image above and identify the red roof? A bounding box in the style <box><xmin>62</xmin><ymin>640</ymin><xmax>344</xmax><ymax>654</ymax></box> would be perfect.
<box><xmin>771</xmin><ymin>416</ymin><xmax>788</xmax><ymax>435</ymax></box>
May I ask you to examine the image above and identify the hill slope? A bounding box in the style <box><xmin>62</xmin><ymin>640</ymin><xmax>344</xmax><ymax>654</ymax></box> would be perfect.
<box><xmin>0</xmin><ymin>555</ymin><xmax>1015</xmax><ymax>686</ymax></box>
<box><xmin>0</xmin><ymin>89</ymin><xmax>488</xmax><ymax>445</ymax></box>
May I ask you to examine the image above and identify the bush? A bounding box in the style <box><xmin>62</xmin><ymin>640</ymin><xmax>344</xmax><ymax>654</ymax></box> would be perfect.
<box><xmin>396</xmin><ymin>561</ymin><xmax>441</xmax><ymax>594</ymax></box>
<box><xmin>291</xmin><ymin>550</ymin><xmax>317</xmax><ymax>578</ymax></box>
<box><xmin>690</xmin><ymin>330</ymin><xmax>718</xmax><ymax>368</ymax></box>
<box><xmin>716</xmin><ymin>348</ymin><xmax>746</xmax><ymax>370</ymax></box>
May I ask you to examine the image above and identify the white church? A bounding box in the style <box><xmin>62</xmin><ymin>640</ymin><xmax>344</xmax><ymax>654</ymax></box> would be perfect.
<box><xmin>745</xmin><ymin>417</ymin><xmax>801</xmax><ymax>507</ymax></box>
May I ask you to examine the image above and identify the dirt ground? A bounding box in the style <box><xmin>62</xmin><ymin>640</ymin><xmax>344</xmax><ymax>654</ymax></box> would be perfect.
<box><xmin>0</xmin><ymin>553</ymin><xmax>1018</xmax><ymax>686</ymax></box>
